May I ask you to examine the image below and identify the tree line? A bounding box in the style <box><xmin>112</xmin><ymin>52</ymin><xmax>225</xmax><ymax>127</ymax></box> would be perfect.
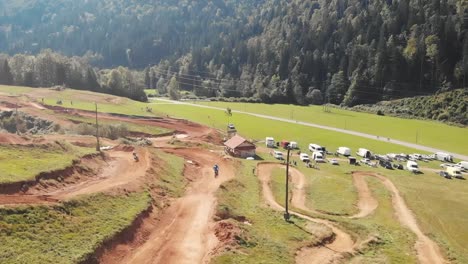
<box><xmin>0</xmin><ymin>50</ymin><xmax>147</xmax><ymax>101</ymax></box>
<box><xmin>1</xmin><ymin>0</ymin><xmax>468</xmax><ymax>106</ymax></box>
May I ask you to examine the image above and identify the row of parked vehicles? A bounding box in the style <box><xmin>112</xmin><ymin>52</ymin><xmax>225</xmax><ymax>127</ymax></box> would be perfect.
<box><xmin>266</xmin><ymin>137</ymin><xmax>466</xmax><ymax>178</ymax></box>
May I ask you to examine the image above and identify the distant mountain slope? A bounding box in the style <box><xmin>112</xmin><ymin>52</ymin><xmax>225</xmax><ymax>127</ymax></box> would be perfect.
<box><xmin>0</xmin><ymin>0</ymin><xmax>468</xmax><ymax>105</ymax></box>
<box><xmin>352</xmin><ymin>89</ymin><xmax>468</xmax><ymax>125</ymax></box>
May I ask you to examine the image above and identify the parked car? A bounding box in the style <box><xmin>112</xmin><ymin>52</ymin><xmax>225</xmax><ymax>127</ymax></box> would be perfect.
<box><xmin>439</xmin><ymin>171</ymin><xmax>451</xmax><ymax>179</ymax></box>
<box><xmin>330</xmin><ymin>159</ymin><xmax>339</xmax><ymax>165</ymax></box>
<box><xmin>271</xmin><ymin>150</ymin><xmax>283</xmax><ymax>160</ymax></box>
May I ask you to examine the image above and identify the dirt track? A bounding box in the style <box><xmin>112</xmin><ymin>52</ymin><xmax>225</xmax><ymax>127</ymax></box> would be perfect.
<box><xmin>0</xmin><ymin>148</ymin><xmax>151</xmax><ymax>206</ymax></box>
<box><xmin>256</xmin><ymin>163</ymin><xmax>355</xmax><ymax>264</ymax></box>
<box><xmin>355</xmin><ymin>172</ymin><xmax>447</xmax><ymax>264</ymax></box>
<box><xmin>349</xmin><ymin>173</ymin><xmax>379</xmax><ymax>219</ymax></box>
<box><xmin>101</xmin><ymin>148</ymin><xmax>235</xmax><ymax>264</ymax></box>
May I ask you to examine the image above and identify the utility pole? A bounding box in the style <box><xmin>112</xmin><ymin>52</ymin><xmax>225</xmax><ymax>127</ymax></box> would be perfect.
<box><xmin>95</xmin><ymin>102</ymin><xmax>100</xmax><ymax>151</ymax></box>
<box><xmin>284</xmin><ymin>146</ymin><xmax>291</xmax><ymax>221</ymax></box>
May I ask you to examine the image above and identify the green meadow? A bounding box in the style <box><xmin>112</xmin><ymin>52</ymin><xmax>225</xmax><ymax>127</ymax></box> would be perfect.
<box><xmin>0</xmin><ymin>142</ymin><xmax>95</xmax><ymax>183</ymax></box>
<box><xmin>195</xmin><ymin>101</ymin><xmax>468</xmax><ymax>156</ymax></box>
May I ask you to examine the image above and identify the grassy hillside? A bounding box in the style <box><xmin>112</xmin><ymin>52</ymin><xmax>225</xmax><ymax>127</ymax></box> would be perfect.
<box><xmin>0</xmin><ymin>142</ymin><xmax>95</xmax><ymax>183</ymax></box>
<box><xmin>353</xmin><ymin>89</ymin><xmax>468</xmax><ymax>125</ymax></box>
<box><xmin>0</xmin><ymin>193</ymin><xmax>151</xmax><ymax>264</ymax></box>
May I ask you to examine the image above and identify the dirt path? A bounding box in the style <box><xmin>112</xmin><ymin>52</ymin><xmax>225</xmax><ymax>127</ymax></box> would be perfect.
<box><xmin>355</xmin><ymin>172</ymin><xmax>447</xmax><ymax>264</ymax></box>
<box><xmin>257</xmin><ymin>163</ymin><xmax>355</xmax><ymax>264</ymax></box>
<box><xmin>349</xmin><ymin>173</ymin><xmax>379</xmax><ymax>219</ymax></box>
<box><xmin>102</xmin><ymin>148</ymin><xmax>235</xmax><ymax>264</ymax></box>
<box><xmin>0</xmin><ymin>148</ymin><xmax>151</xmax><ymax>206</ymax></box>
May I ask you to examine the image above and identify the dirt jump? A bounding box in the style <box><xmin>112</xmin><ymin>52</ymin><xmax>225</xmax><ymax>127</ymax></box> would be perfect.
<box><xmin>256</xmin><ymin>163</ymin><xmax>355</xmax><ymax>264</ymax></box>
<box><xmin>100</xmin><ymin>148</ymin><xmax>236</xmax><ymax>264</ymax></box>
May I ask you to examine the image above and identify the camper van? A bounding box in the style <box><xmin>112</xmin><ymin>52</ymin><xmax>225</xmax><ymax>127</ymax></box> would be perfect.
<box><xmin>309</xmin><ymin>144</ymin><xmax>324</xmax><ymax>152</ymax></box>
<box><xmin>312</xmin><ymin>151</ymin><xmax>324</xmax><ymax>162</ymax></box>
<box><xmin>435</xmin><ymin>152</ymin><xmax>453</xmax><ymax>163</ymax></box>
<box><xmin>406</xmin><ymin>161</ymin><xmax>420</xmax><ymax>173</ymax></box>
<box><xmin>447</xmin><ymin>167</ymin><xmax>463</xmax><ymax>179</ymax></box>
<box><xmin>337</xmin><ymin>147</ymin><xmax>351</xmax><ymax>156</ymax></box>
<box><xmin>357</xmin><ymin>148</ymin><xmax>372</xmax><ymax>158</ymax></box>
<box><xmin>265</xmin><ymin>137</ymin><xmax>275</xmax><ymax>148</ymax></box>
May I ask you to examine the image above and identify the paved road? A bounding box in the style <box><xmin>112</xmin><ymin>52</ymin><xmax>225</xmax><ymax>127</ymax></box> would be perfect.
<box><xmin>153</xmin><ymin>99</ymin><xmax>468</xmax><ymax>161</ymax></box>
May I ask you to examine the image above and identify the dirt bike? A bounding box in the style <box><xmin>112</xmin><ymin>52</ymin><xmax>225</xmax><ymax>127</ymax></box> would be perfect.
<box><xmin>214</xmin><ymin>166</ymin><xmax>219</xmax><ymax>177</ymax></box>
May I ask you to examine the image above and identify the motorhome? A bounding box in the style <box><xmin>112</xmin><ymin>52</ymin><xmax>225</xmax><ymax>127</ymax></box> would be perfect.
<box><xmin>435</xmin><ymin>152</ymin><xmax>453</xmax><ymax>163</ymax></box>
<box><xmin>265</xmin><ymin>137</ymin><xmax>275</xmax><ymax>148</ymax></box>
<box><xmin>447</xmin><ymin>167</ymin><xmax>463</xmax><ymax>178</ymax></box>
<box><xmin>309</xmin><ymin>144</ymin><xmax>324</xmax><ymax>152</ymax></box>
<box><xmin>357</xmin><ymin>148</ymin><xmax>372</xmax><ymax>158</ymax></box>
<box><xmin>312</xmin><ymin>151</ymin><xmax>324</xmax><ymax>162</ymax></box>
<box><xmin>406</xmin><ymin>160</ymin><xmax>419</xmax><ymax>173</ymax></box>
<box><xmin>337</xmin><ymin>147</ymin><xmax>351</xmax><ymax>156</ymax></box>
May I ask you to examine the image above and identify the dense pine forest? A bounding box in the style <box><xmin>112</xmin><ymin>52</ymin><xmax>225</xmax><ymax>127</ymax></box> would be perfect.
<box><xmin>0</xmin><ymin>0</ymin><xmax>467</xmax><ymax>107</ymax></box>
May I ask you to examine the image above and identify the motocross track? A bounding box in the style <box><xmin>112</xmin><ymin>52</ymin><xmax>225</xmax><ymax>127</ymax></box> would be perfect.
<box><xmin>100</xmin><ymin>148</ymin><xmax>236</xmax><ymax>264</ymax></box>
<box><xmin>256</xmin><ymin>163</ymin><xmax>355</xmax><ymax>264</ymax></box>
<box><xmin>0</xmin><ymin>147</ymin><xmax>151</xmax><ymax>206</ymax></box>
<box><xmin>354</xmin><ymin>172</ymin><xmax>447</xmax><ymax>264</ymax></box>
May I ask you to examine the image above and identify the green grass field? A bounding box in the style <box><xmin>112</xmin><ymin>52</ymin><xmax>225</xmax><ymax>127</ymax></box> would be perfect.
<box><xmin>52</xmin><ymin>111</ymin><xmax>171</xmax><ymax>136</ymax></box>
<box><xmin>0</xmin><ymin>192</ymin><xmax>152</xmax><ymax>264</ymax></box>
<box><xmin>0</xmin><ymin>142</ymin><xmax>96</xmax><ymax>183</ymax></box>
<box><xmin>152</xmin><ymin>150</ymin><xmax>186</xmax><ymax>198</ymax></box>
<box><xmin>213</xmin><ymin>161</ymin><xmax>332</xmax><ymax>264</ymax></box>
<box><xmin>194</xmin><ymin>101</ymin><xmax>468</xmax><ymax>156</ymax></box>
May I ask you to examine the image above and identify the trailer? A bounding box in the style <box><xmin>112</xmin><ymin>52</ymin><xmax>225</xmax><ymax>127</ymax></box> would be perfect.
<box><xmin>357</xmin><ymin>148</ymin><xmax>372</xmax><ymax>158</ymax></box>
<box><xmin>435</xmin><ymin>152</ymin><xmax>453</xmax><ymax>163</ymax></box>
<box><xmin>337</xmin><ymin>147</ymin><xmax>351</xmax><ymax>156</ymax></box>
<box><xmin>289</xmin><ymin>141</ymin><xmax>298</xmax><ymax>149</ymax></box>
<box><xmin>265</xmin><ymin>137</ymin><xmax>275</xmax><ymax>148</ymax></box>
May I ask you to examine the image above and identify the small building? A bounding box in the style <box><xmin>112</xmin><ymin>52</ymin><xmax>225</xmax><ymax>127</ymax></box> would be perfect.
<box><xmin>224</xmin><ymin>135</ymin><xmax>256</xmax><ymax>158</ymax></box>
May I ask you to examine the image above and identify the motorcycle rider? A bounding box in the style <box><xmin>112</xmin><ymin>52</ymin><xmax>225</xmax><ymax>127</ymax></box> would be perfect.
<box><xmin>213</xmin><ymin>164</ymin><xmax>219</xmax><ymax>177</ymax></box>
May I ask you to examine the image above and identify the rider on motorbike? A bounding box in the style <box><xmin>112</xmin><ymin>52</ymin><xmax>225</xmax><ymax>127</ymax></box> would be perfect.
<box><xmin>213</xmin><ymin>164</ymin><xmax>219</xmax><ymax>176</ymax></box>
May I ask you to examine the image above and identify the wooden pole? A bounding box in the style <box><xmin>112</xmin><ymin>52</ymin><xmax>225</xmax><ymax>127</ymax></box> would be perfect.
<box><xmin>95</xmin><ymin>102</ymin><xmax>100</xmax><ymax>151</ymax></box>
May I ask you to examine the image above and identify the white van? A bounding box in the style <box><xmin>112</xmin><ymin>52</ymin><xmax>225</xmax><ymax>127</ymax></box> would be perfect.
<box><xmin>309</xmin><ymin>144</ymin><xmax>324</xmax><ymax>152</ymax></box>
<box><xmin>272</xmin><ymin>150</ymin><xmax>283</xmax><ymax>160</ymax></box>
<box><xmin>299</xmin><ymin>153</ymin><xmax>310</xmax><ymax>162</ymax></box>
<box><xmin>289</xmin><ymin>141</ymin><xmax>298</xmax><ymax>149</ymax></box>
<box><xmin>337</xmin><ymin>147</ymin><xmax>351</xmax><ymax>156</ymax></box>
<box><xmin>265</xmin><ymin>137</ymin><xmax>275</xmax><ymax>148</ymax></box>
<box><xmin>435</xmin><ymin>152</ymin><xmax>453</xmax><ymax>162</ymax></box>
<box><xmin>312</xmin><ymin>151</ymin><xmax>324</xmax><ymax>162</ymax></box>
<box><xmin>406</xmin><ymin>161</ymin><xmax>419</xmax><ymax>173</ymax></box>
<box><xmin>357</xmin><ymin>148</ymin><xmax>372</xmax><ymax>158</ymax></box>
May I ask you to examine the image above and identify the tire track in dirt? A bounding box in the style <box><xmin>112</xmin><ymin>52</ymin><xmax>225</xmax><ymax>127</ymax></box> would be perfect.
<box><xmin>104</xmin><ymin>148</ymin><xmax>235</xmax><ymax>264</ymax></box>
<box><xmin>354</xmin><ymin>172</ymin><xmax>447</xmax><ymax>264</ymax></box>
<box><xmin>0</xmin><ymin>148</ymin><xmax>151</xmax><ymax>206</ymax></box>
<box><xmin>257</xmin><ymin>163</ymin><xmax>355</xmax><ymax>264</ymax></box>
<box><xmin>349</xmin><ymin>173</ymin><xmax>379</xmax><ymax>219</ymax></box>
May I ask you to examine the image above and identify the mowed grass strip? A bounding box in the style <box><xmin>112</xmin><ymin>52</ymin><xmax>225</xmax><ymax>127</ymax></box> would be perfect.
<box><xmin>196</xmin><ymin>101</ymin><xmax>468</xmax><ymax>156</ymax></box>
<box><xmin>0</xmin><ymin>142</ymin><xmax>96</xmax><ymax>183</ymax></box>
<box><xmin>213</xmin><ymin>161</ymin><xmax>332</xmax><ymax>264</ymax></box>
<box><xmin>0</xmin><ymin>192</ymin><xmax>151</xmax><ymax>264</ymax></box>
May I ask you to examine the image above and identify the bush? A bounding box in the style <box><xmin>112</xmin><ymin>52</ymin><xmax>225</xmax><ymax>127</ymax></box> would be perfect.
<box><xmin>377</xmin><ymin>110</ymin><xmax>385</xmax><ymax>116</ymax></box>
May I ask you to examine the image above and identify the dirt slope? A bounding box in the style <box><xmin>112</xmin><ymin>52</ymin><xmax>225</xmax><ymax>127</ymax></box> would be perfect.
<box><xmin>256</xmin><ymin>163</ymin><xmax>355</xmax><ymax>264</ymax></box>
<box><xmin>101</xmin><ymin>148</ymin><xmax>235</xmax><ymax>264</ymax></box>
<box><xmin>349</xmin><ymin>173</ymin><xmax>379</xmax><ymax>219</ymax></box>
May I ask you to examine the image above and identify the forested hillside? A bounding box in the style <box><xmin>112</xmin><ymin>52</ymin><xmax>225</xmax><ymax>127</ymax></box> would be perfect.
<box><xmin>0</xmin><ymin>0</ymin><xmax>468</xmax><ymax>106</ymax></box>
